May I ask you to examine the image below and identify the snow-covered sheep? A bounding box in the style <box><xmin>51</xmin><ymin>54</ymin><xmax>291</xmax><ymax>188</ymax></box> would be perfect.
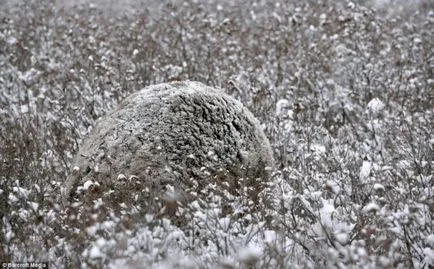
<box><xmin>62</xmin><ymin>81</ymin><xmax>274</xmax><ymax>215</ymax></box>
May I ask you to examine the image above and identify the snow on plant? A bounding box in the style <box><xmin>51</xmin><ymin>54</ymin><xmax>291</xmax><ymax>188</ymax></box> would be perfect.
<box><xmin>0</xmin><ymin>0</ymin><xmax>432</xmax><ymax>268</ymax></box>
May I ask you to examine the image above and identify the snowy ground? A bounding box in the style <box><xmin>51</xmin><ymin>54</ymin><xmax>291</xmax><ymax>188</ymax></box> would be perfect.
<box><xmin>0</xmin><ymin>0</ymin><xmax>433</xmax><ymax>268</ymax></box>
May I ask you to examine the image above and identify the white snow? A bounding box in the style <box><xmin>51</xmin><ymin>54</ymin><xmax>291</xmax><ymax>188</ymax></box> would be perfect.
<box><xmin>6</xmin><ymin>36</ymin><xmax>17</xmax><ymax>44</ymax></box>
<box><xmin>2</xmin><ymin>2</ymin><xmax>432</xmax><ymax>268</ymax></box>
<box><xmin>8</xmin><ymin>193</ymin><xmax>19</xmax><ymax>203</ymax></box>
<box><xmin>5</xmin><ymin>230</ymin><xmax>14</xmax><ymax>243</ymax></box>
<box><xmin>18</xmin><ymin>208</ymin><xmax>29</xmax><ymax>221</ymax></box>
<box><xmin>89</xmin><ymin>245</ymin><xmax>103</xmax><ymax>259</ymax></box>
<box><xmin>319</xmin><ymin>202</ymin><xmax>336</xmax><ymax>229</ymax></box>
<box><xmin>426</xmin><ymin>234</ymin><xmax>434</xmax><ymax>247</ymax></box>
<box><xmin>263</xmin><ymin>230</ymin><xmax>277</xmax><ymax>244</ymax></box>
<box><xmin>423</xmin><ymin>248</ymin><xmax>434</xmax><ymax>264</ymax></box>
<box><xmin>82</xmin><ymin>180</ymin><xmax>94</xmax><ymax>191</ymax></box>
<box><xmin>359</xmin><ymin>160</ymin><xmax>372</xmax><ymax>181</ymax></box>
<box><xmin>373</xmin><ymin>183</ymin><xmax>385</xmax><ymax>191</ymax></box>
<box><xmin>366</xmin><ymin>98</ymin><xmax>385</xmax><ymax>116</ymax></box>
<box><xmin>237</xmin><ymin>245</ymin><xmax>262</xmax><ymax>264</ymax></box>
<box><xmin>363</xmin><ymin>202</ymin><xmax>380</xmax><ymax>213</ymax></box>
<box><xmin>20</xmin><ymin>105</ymin><xmax>29</xmax><ymax>114</ymax></box>
<box><xmin>335</xmin><ymin>232</ymin><xmax>349</xmax><ymax>245</ymax></box>
<box><xmin>13</xmin><ymin>186</ymin><xmax>30</xmax><ymax>198</ymax></box>
<box><xmin>219</xmin><ymin>217</ymin><xmax>231</xmax><ymax>231</ymax></box>
<box><xmin>335</xmin><ymin>44</ymin><xmax>350</xmax><ymax>57</ymax></box>
<box><xmin>219</xmin><ymin>256</ymin><xmax>236</xmax><ymax>269</ymax></box>
<box><xmin>311</xmin><ymin>144</ymin><xmax>326</xmax><ymax>154</ymax></box>
<box><xmin>325</xmin><ymin>181</ymin><xmax>341</xmax><ymax>194</ymax></box>
<box><xmin>28</xmin><ymin>202</ymin><xmax>39</xmax><ymax>211</ymax></box>
<box><xmin>397</xmin><ymin>160</ymin><xmax>411</xmax><ymax>169</ymax></box>
<box><xmin>117</xmin><ymin>174</ymin><xmax>127</xmax><ymax>180</ymax></box>
<box><xmin>18</xmin><ymin>68</ymin><xmax>40</xmax><ymax>83</ymax></box>
<box><xmin>33</xmin><ymin>184</ymin><xmax>40</xmax><ymax>193</ymax></box>
<box><xmin>275</xmin><ymin>99</ymin><xmax>290</xmax><ymax>118</ymax></box>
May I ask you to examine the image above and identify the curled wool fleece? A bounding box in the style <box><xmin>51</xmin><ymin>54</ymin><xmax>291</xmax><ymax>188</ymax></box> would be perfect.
<box><xmin>63</xmin><ymin>81</ymin><xmax>274</xmax><ymax>207</ymax></box>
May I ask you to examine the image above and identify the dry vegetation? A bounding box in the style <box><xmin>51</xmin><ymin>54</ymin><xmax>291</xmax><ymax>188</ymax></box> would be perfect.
<box><xmin>0</xmin><ymin>0</ymin><xmax>433</xmax><ymax>268</ymax></box>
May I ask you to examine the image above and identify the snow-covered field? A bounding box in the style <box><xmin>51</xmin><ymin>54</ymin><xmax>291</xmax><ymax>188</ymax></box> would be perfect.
<box><xmin>0</xmin><ymin>0</ymin><xmax>433</xmax><ymax>268</ymax></box>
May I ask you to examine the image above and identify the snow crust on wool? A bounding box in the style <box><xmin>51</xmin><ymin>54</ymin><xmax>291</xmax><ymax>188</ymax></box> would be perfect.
<box><xmin>63</xmin><ymin>81</ymin><xmax>274</xmax><ymax>208</ymax></box>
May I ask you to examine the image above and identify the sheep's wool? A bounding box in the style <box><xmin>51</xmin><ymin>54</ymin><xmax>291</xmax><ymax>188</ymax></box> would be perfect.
<box><xmin>63</xmin><ymin>81</ymin><xmax>274</xmax><ymax>210</ymax></box>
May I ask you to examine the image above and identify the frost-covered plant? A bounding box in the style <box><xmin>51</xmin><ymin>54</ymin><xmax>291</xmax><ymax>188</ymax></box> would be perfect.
<box><xmin>0</xmin><ymin>0</ymin><xmax>433</xmax><ymax>267</ymax></box>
